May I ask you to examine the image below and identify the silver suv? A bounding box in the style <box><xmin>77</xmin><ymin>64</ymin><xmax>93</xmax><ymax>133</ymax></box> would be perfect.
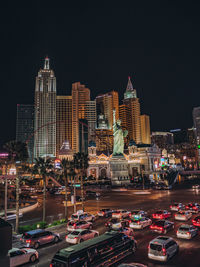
<box><xmin>20</xmin><ymin>229</ymin><xmax>60</xmax><ymax>249</ymax></box>
<box><xmin>148</xmin><ymin>236</ymin><xmax>178</xmax><ymax>262</ymax></box>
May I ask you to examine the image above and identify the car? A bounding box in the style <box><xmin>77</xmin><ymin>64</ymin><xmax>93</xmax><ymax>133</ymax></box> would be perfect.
<box><xmin>185</xmin><ymin>203</ymin><xmax>200</xmax><ymax>213</ymax></box>
<box><xmin>1</xmin><ymin>212</ymin><xmax>23</xmax><ymax>221</ymax></box>
<box><xmin>150</xmin><ymin>220</ymin><xmax>174</xmax><ymax>234</ymax></box>
<box><xmin>97</xmin><ymin>208</ymin><xmax>113</xmax><ymax>217</ymax></box>
<box><xmin>66</xmin><ymin>229</ymin><xmax>99</xmax><ymax>244</ymax></box>
<box><xmin>20</xmin><ymin>229</ymin><xmax>60</xmax><ymax>249</ymax></box>
<box><xmin>170</xmin><ymin>203</ymin><xmax>184</xmax><ymax>211</ymax></box>
<box><xmin>112</xmin><ymin>209</ymin><xmax>131</xmax><ymax>219</ymax></box>
<box><xmin>130</xmin><ymin>210</ymin><xmax>147</xmax><ymax>220</ymax></box>
<box><xmin>129</xmin><ymin>217</ymin><xmax>152</xmax><ymax>229</ymax></box>
<box><xmin>148</xmin><ymin>236</ymin><xmax>179</xmax><ymax>262</ymax></box>
<box><xmin>105</xmin><ymin>218</ymin><xmax>130</xmax><ymax>230</ymax></box>
<box><xmin>152</xmin><ymin>210</ymin><xmax>171</xmax><ymax>219</ymax></box>
<box><xmin>67</xmin><ymin>220</ymin><xmax>93</xmax><ymax>231</ymax></box>
<box><xmin>9</xmin><ymin>248</ymin><xmax>39</xmax><ymax>267</ymax></box>
<box><xmin>118</xmin><ymin>263</ymin><xmax>147</xmax><ymax>267</ymax></box>
<box><xmin>70</xmin><ymin>211</ymin><xmax>95</xmax><ymax>222</ymax></box>
<box><xmin>176</xmin><ymin>224</ymin><xmax>198</xmax><ymax>239</ymax></box>
<box><xmin>192</xmin><ymin>216</ymin><xmax>200</xmax><ymax>227</ymax></box>
<box><xmin>174</xmin><ymin>210</ymin><xmax>192</xmax><ymax>221</ymax></box>
<box><xmin>85</xmin><ymin>190</ymin><xmax>100</xmax><ymax>198</ymax></box>
<box><xmin>192</xmin><ymin>184</ymin><xmax>200</xmax><ymax>189</ymax></box>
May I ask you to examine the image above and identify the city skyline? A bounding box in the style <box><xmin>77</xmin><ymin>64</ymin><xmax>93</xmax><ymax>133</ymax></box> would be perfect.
<box><xmin>1</xmin><ymin>3</ymin><xmax>200</xmax><ymax>146</ymax></box>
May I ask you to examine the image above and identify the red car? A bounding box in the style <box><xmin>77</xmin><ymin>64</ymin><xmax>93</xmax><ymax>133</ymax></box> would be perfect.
<box><xmin>150</xmin><ymin>220</ymin><xmax>174</xmax><ymax>234</ymax></box>
<box><xmin>152</xmin><ymin>210</ymin><xmax>171</xmax><ymax>219</ymax></box>
<box><xmin>192</xmin><ymin>216</ymin><xmax>200</xmax><ymax>226</ymax></box>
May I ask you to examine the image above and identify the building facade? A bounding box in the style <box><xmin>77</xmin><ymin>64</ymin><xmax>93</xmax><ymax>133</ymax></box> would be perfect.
<box><xmin>72</xmin><ymin>82</ymin><xmax>90</xmax><ymax>153</ymax></box>
<box><xmin>96</xmin><ymin>91</ymin><xmax>119</xmax><ymax>130</ymax></box>
<box><xmin>16</xmin><ymin>104</ymin><xmax>34</xmax><ymax>162</ymax></box>
<box><xmin>85</xmin><ymin>100</ymin><xmax>96</xmax><ymax>142</ymax></box>
<box><xmin>193</xmin><ymin>107</ymin><xmax>200</xmax><ymax>145</ymax></box>
<box><xmin>140</xmin><ymin>114</ymin><xmax>151</xmax><ymax>144</ymax></box>
<box><xmin>34</xmin><ymin>57</ymin><xmax>56</xmax><ymax>158</ymax></box>
<box><xmin>56</xmin><ymin>96</ymin><xmax>72</xmax><ymax>157</ymax></box>
<box><xmin>122</xmin><ymin>77</ymin><xmax>141</xmax><ymax>144</ymax></box>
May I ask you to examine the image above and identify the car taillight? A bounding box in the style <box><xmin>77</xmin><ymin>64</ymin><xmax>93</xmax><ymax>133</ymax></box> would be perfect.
<box><xmin>73</xmin><ymin>223</ymin><xmax>76</xmax><ymax>228</ymax></box>
<box><xmin>129</xmin><ymin>220</ymin><xmax>131</xmax><ymax>223</ymax></box>
<box><xmin>162</xmin><ymin>248</ymin><xmax>166</xmax><ymax>256</ymax></box>
<box><xmin>50</xmin><ymin>264</ymin><xmax>53</xmax><ymax>267</ymax></box>
<box><xmin>192</xmin><ymin>220</ymin><xmax>195</xmax><ymax>223</ymax></box>
<box><xmin>137</xmin><ymin>221</ymin><xmax>140</xmax><ymax>224</ymax></box>
<box><xmin>148</xmin><ymin>244</ymin><xmax>150</xmax><ymax>250</ymax></box>
<box><xmin>170</xmin><ymin>205</ymin><xmax>172</xmax><ymax>208</ymax></box>
<box><xmin>187</xmin><ymin>232</ymin><xmax>190</xmax><ymax>235</ymax></box>
<box><xmin>26</xmin><ymin>239</ymin><xmax>31</xmax><ymax>243</ymax></box>
<box><xmin>65</xmin><ymin>235</ymin><xmax>68</xmax><ymax>239</ymax></box>
<box><xmin>150</xmin><ymin>225</ymin><xmax>153</xmax><ymax>229</ymax></box>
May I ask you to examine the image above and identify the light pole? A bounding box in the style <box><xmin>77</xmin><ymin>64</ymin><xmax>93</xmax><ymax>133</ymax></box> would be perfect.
<box><xmin>4</xmin><ymin>176</ymin><xmax>8</xmax><ymax>221</ymax></box>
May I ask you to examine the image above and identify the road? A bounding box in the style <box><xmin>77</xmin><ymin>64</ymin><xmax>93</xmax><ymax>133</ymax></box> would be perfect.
<box><xmin>13</xmin><ymin>187</ymin><xmax>200</xmax><ymax>266</ymax></box>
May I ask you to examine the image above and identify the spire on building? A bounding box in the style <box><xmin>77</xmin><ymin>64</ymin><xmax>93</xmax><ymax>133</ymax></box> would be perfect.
<box><xmin>124</xmin><ymin>76</ymin><xmax>137</xmax><ymax>99</ymax></box>
<box><xmin>44</xmin><ymin>56</ymin><xmax>50</xmax><ymax>70</ymax></box>
<box><xmin>126</xmin><ymin>76</ymin><xmax>134</xmax><ymax>92</ymax></box>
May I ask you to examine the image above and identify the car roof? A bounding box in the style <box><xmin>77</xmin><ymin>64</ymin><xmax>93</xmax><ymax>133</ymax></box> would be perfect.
<box><xmin>69</xmin><ymin>229</ymin><xmax>87</xmax><ymax>233</ymax></box>
<box><xmin>26</xmin><ymin>229</ymin><xmax>44</xmax><ymax>235</ymax></box>
<box><xmin>9</xmin><ymin>248</ymin><xmax>20</xmax><ymax>253</ymax></box>
<box><xmin>179</xmin><ymin>224</ymin><xmax>190</xmax><ymax>228</ymax></box>
<box><xmin>150</xmin><ymin>236</ymin><xmax>172</xmax><ymax>244</ymax></box>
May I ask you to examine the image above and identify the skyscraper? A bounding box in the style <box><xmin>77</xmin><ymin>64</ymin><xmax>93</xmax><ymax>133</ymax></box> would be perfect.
<box><xmin>95</xmin><ymin>91</ymin><xmax>119</xmax><ymax>129</ymax></box>
<box><xmin>193</xmin><ymin>107</ymin><xmax>200</xmax><ymax>145</ymax></box>
<box><xmin>72</xmin><ymin>82</ymin><xmax>90</xmax><ymax>153</ymax></box>
<box><xmin>56</xmin><ymin>96</ymin><xmax>72</xmax><ymax>157</ymax></box>
<box><xmin>85</xmin><ymin>100</ymin><xmax>96</xmax><ymax>142</ymax></box>
<box><xmin>16</xmin><ymin>104</ymin><xmax>34</xmax><ymax>161</ymax></box>
<box><xmin>122</xmin><ymin>77</ymin><xmax>141</xmax><ymax>144</ymax></box>
<box><xmin>34</xmin><ymin>57</ymin><xmax>56</xmax><ymax>158</ymax></box>
<box><xmin>140</xmin><ymin>114</ymin><xmax>151</xmax><ymax>144</ymax></box>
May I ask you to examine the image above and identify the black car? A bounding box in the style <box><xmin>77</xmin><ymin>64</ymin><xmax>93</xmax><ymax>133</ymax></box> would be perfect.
<box><xmin>150</xmin><ymin>220</ymin><xmax>174</xmax><ymax>234</ymax></box>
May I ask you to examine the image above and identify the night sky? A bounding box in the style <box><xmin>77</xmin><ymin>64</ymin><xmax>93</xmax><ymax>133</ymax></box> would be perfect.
<box><xmin>1</xmin><ymin>2</ymin><xmax>200</xmax><ymax>147</ymax></box>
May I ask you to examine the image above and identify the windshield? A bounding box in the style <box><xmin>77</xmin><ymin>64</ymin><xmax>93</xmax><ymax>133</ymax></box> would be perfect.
<box><xmin>179</xmin><ymin>227</ymin><xmax>189</xmax><ymax>231</ymax></box>
<box><xmin>69</xmin><ymin>231</ymin><xmax>80</xmax><ymax>236</ymax></box>
<box><xmin>22</xmin><ymin>233</ymin><xmax>32</xmax><ymax>239</ymax></box>
<box><xmin>150</xmin><ymin>243</ymin><xmax>162</xmax><ymax>251</ymax></box>
<box><xmin>71</xmin><ymin>215</ymin><xmax>78</xmax><ymax>219</ymax></box>
<box><xmin>155</xmin><ymin>211</ymin><xmax>163</xmax><ymax>214</ymax></box>
<box><xmin>153</xmin><ymin>221</ymin><xmax>164</xmax><ymax>226</ymax></box>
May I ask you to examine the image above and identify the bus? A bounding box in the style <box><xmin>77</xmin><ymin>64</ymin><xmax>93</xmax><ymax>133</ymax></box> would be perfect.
<box><xmin>50</xmin><ymin>231</ymin><xmax>136</xmax><ymax>267</ymax></box>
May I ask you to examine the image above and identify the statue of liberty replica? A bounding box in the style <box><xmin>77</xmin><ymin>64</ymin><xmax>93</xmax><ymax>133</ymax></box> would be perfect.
<box><xmin>113</xmin><ymin>109</ymin><xmax>128</xmax><ymax>156</ymax></box>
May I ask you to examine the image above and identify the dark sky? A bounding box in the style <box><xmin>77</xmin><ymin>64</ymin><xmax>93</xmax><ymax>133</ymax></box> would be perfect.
<box><xmin>1</xmin><ymin>2</ymin><xmax>200</xmax><ymax>146</ymax></box>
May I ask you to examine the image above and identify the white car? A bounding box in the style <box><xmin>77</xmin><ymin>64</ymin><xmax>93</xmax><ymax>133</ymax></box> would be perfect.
<box><xmin>112</xmin><ymin>210</ymin><xmax>130</xmax><ymax>219</ymax></box>
<box><xmin>66</xmin><ymin>229</ymin><xmax>99</xmax><ymax>244</ymax></box>
<box><xmin>170</xmin><ymin>203</ymin><xmax>184</xmax><ymax>211</ymax></box>
<box><xmin>176</xmin><ymin>224</ymin><xmax>198</xmax><ymax>239</ymax></box>
<box><xmin>70</xmin><ymin>211</ymin><xmax>95</xmax><ymax>222</ymax></box>
<box><xmin>148</xmin><ymin>236</ymin><xmax>178</xmax><ymax>262</ymax></box>
<box><xmin>192</xmin><ymin>185</ymin><xmax>200</xmax><ymax>189</ymax></box>
<box><xmin>67</xmin><ymin>220</ymin><xmax>92</xmax><ymax>231</ymax></box>
<box><xmin>1</xmin><ymin>212</ymin><xmax>23</xmax><ymax>221</ymax></box>
<box><xmin>174</xmin><ymin>211</ymin><xmax>192</xmax><ymax>221</ymax></box>
<box><xmin>9</xmin><ymin>248</ymin><xmax>38</xmax><ymax>267</ymax></box>
<box><xmin>129</xmin><ymin>217</ymin><xmax>152</xmax><ymax>229</ymax></box>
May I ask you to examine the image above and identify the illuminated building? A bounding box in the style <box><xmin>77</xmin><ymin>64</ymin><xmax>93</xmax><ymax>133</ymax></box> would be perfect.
<box><xmin>16</xmin><ymin>104</ymin><xmax>34</xmax><ymax>162</ymax></box>
<box><xmin>123</xmin><ymin>77</ymin><xmax>141</xmax><ymax>144</ymax></box>
<box><xmin>151</xmin><ymin>131</ymin><xmax>174</xmax><ymax>148</ymax></box>
<box><xmin>85</xmin><ymin>100</ymin><xmax>96</xmax><ymax>142</ymax></box>
<box><xmin>97</xmin><ymin>114</ymin><xmax>108</xmax><ymax>129</ymax></box>
<box><xmin>56</xmin><ymin>96</ymin><xmax>72</xmax><ymax>157</ymax></box>
<box><xmin>79</xmin><ymin>119</ymin><xmax>88</xmax><ymax>154</ymax></box>
<box><xmin>34</xmin><ymin>57</ymin><xmax>56</xmax><ymax>158</ymax></box>
<box><xmin>119</xmin><ymin>104</ymin><xmax>131</xmax><ymax>146</ymax></box>
<box><xmin>193</xmin><ymin>107</ymin><xmax>200</xmax><ymax>145</ymax></box>
<box><xmin>58</xmin><ymin>140</ymin><xmax>73</xmax><ymax>161</ymax></box>
<box><xmin>95</xmin><ymin>129</ymin><xmax>113</xmax><ymax>153</ymax></box>
<box><xmin>140</xmin><ymin>114</ymin><xmax>151</xmax><ymax>144</ymax></box>
<box><xmin>96</xmin><ymin>91</ymin><xmax>119</xmax><ymax>130</ymax></box>
<box><xmin>72</xmin><ymin>82</ymin><xmax>90</xmax><ymax>153</ymax></box>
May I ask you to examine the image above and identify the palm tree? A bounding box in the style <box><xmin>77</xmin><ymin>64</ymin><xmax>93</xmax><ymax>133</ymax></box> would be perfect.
<box><xmin>60</xmin><ymin>158</ymin><xmax>72</xmax><ymax>220</ymax></box>
<box><xmin>4</xmin><ymin>140</ymin><xmax>28</xmax><ymax>233</ymax></box>
<box><xmin>74</xmin><ymin>152</ymin><xmax>89</xmax><ymax>211</ymax></box>
<box><xmin>33</xmin><ymin>157</ymin><xmax>53</xmax><ymax>222</ymax></box>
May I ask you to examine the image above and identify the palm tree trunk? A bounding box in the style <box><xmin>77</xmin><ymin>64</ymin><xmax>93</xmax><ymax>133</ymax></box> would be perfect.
<box><xmin>81</xmin><ymin>171</ymin><xmax>84</xmax><ymax>211</ymax></box>
<box><xmin>43</xmin><ymin>176</ymin><xmax>46</xmax><ymax>222</ymax></box>
<box><xmin>64</xmin><ymin>174</ymin><xmax>68</xmax><ymax>220</ymax></box>
<box><xmin>73</xmin><ymin>175</ymin><xmax>77</xmax><ymax>213</ymax></box>
<box><xmin>16</xmin><ymin>175</ymin><xmax>19</xmax><ymax>233</ymax></box>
